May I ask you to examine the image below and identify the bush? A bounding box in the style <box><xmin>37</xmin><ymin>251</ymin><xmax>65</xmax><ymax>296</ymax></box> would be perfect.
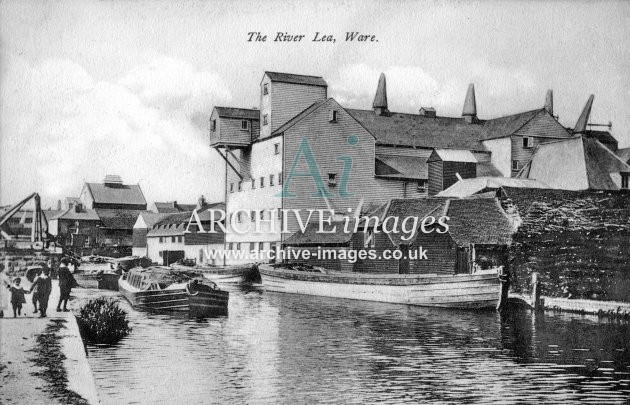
<box><xmin>77</xmin><ymin>298</ymin><xmax>131</xmax><ymax>344</ymax></box>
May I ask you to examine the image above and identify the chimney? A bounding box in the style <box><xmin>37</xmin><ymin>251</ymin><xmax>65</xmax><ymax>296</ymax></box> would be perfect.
<box><xmin>544</xmin><ymin>89</ymin><xmax>553</xmax><ymax>115</ymax></box>
<box><xmin>372</xmin><ymin>73</ymin><xmax>389</xmax><ymax>116</ymax></box>
<box><xmin>56</xmin><ymin>200</ymin><xmax>61</xmax><ymax>211</ymax></box>
<box><xmin>573</xmin><ymin>94</ymin><xmax>594</xmax><ymax>134</ymax></box>
<box><xmin>196</xmin><ymin>195</ymin><xmax>206</xmax><ymax>210</ymax></box>
<box><xmin>462</xmin><ymin>83</ymin><xmax>477</xmax><ymax>124</ymax></box>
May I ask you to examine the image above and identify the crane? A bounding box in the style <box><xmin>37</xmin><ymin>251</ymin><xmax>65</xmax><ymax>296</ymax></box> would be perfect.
<box><xmin>0</xmin><ymin>193</ymin><xmax>48</xmax><ymax>247</ymax></box>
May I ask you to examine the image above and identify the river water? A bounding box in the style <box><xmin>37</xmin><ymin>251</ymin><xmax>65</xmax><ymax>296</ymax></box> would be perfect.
<box><xmin>74</xmin><ymin>286</ymin><xmax>630</xmax><ymax>404</ymax></box>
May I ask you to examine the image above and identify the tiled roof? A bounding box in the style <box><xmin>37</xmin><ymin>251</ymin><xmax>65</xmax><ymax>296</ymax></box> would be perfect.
<box><xmin>438</xmin><ymin>177</ymin><xmax>549</xmax><ymax>198</ymax></box>
<box><xmin>345</xmin><ymin>109</ymin><xmax>488</xmax><ymax>151</ymax></box>
<box><xmin>265</xmin><ymin>71</ymin><xmax>327</xmax><ymax>87</ymax></box>
<box><xmin>479</xmin><ymin>109</ymin><xmax>571</xmax><ymax>141</ymax></box>
<box><xmin>214</xmin><ymin>107</ymin><xmax>259</xmax><ymax>120</ymax></box>
<box><xmin>272</xmin><ymin>100</ymin><xmax>328</xmax><ymax>135</ymax></box>
<box><xmin>153</xmin><ymin>202</ymin><xmax>199</xmax><ymax>214</ymax></box>
<box><xmin>151</xmin><ymin>203</ymin><xmax>226</xmax><ymax>229</ymax></box>
<box><xmin>445</xmin><ymin>198</ymin><xmax>513</xmax><ymax>245</ymax></box>
<box><xmin>382</xmin><ymin>198</ymin><xmax>449</xmax><ymax>245</ymax></box>
<box><xmin>95</xmin><ymin>209</ymin><xmax>143</xmax><ymax>229</ymax></box>
<box><xmin>136</xmin><ymin>212</ymin><xmax>171</xmax><ymax>228</ymax></box>
<box><xmin>85</xmin><ymin>183</ymin><xmax>146</xmax><ymax>206</ymax></box>
<box><xmin>53</xmin><ymin>208</ymin><xmax>100</xmax><ymax>221</ymax></box>
<box><xmin>375</xmin><ymin>154</ymin><xmax>428</xmax><ymax>180</ymax></box>
<box><xmin>283</xmin><ymin>220</ymin><xmax>355</xmax><ymax>246</ymax></box>
<box><xmin>585</xmin><ymin>130</ymin><xmax>618</xmax><ymax>150</ymax></box>
<box><xmin>147</xmin><ymin>223</ymin><xmax>187</xmax><ymax>237</ymax></box>
<box><xmin>617</xmin><ymin>147</ymin><xmax>630</xmax><ymax>165</ymax></box>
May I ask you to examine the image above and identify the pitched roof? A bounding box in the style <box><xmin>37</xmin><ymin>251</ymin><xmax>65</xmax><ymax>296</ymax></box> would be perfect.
<box><xmin>153</xmin><ymin>201</ymin><xmax>198</xmax><ymax>214</ymax></box>
<box><xmin>95</xmin><ymin>209</ymin><xmax>143</xmax><ymax>229</ymax></box>
<box><xmin>478</xmin><ymin>109</ymin><xmax>571</xmax><ymax>141</ymax></box>
<box><xmin>264</xmin><ymin>71</ymin><xmax>327</xmax><ymax>87</ymax></box>
<box><xmin>428</xmin><ymin>149</ymin><xmax>477</xmax><ymax>163</ymax></box>
<box><xmin>617</xmin><ymin>147</ymin><xmax>630</xmax><ymax>165</ymax></box>
<box><xmin>283</xmin><ymin>220</ymin><xmax>355</xmax><ymax>246</ymax></box>
<box><xmin>214</xmin><ymin>107</ymin><xmax>259</xmax><ymax>120</ymax></box>
<box><xmin>272</xmin><ymin>99</ymin><xmax>329</xmax><ymax>135</ymax></box>
<box><xmin>147</xmin><ymin>222</ymin><xmax>187</xmax><ymax>237</ymax></box>
<box><xmin>53</xmin><ymin>208</ymin><xmax>100</xmax><ymax>221</ymax></box>
<box><xmin>346</xmin><ymin>109</ymin><xmax>487</xmax><ymax>151</ymax></box>
<box><xmin>136</xmin><ymin>212</ymin><xmax>171</xmax><ymax>228</ymax></box>
<box><xmin>381</xmin><ymin>198</ymin><xmax>450</xmax><ymax>245</ymax></box>
<box><xmin>375</xmin><ymin>154</ymin><xmax>428</xmax><ymax>180</ymax></box>
<box><xmin>445</xmin><ymin>198</ymin><xmax>513</xmax><ymax>245</ymax></box>
<box><xmin>517</xmin><ymin>136</ymin><xmax>630</xmax><ymax>190</ymax></box>
<box><xmin>585</xmin><ymin>130</ymin><xmax>617</xmax><ymax>150</ymax></box>
<box><xmin>438</xmin><ymin>177</ymin><xmax>549</xmax><ymax>198</ymax></box>
<box><xmin>85</xmin><ymin>182</ymin><xmax>146</xmax><ymax>206</ymax></box>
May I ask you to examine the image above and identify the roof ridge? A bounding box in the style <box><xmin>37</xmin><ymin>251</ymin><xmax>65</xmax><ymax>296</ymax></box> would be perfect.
<box><xmin>264</xmin><ymin>71</ymin><xmax>324</xmax><ymax>79</ymax></box>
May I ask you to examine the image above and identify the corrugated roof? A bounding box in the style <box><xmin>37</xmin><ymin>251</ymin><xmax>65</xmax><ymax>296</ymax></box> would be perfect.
<box><xmin>438</xmin><ymin>177</ymin><xmax>549</xmax><ymax>198</ymax></box>
<box><xmin>214</xmin><ymin>107</ymin><xmax>259</xmax><ymax>120</ymax></box>
<box><xmin>265</xmin><ymin>71</ymin><xmax>327</xmax><ymax>87</ymax></box>
<box><xmin>346</xmin><ymin>109</ymin><xmax>487</xmax><ymax>151</ymax></box>
<box><xmin>430</xmin><ymin>149</ymin><xmax>477</xmax><ymax>163</ymax></box>
<box><xmin>375</xmin><ymin>154</ymin><xmax>428</xmax><ymax>180</ymax></box>
<box><xmin>446</xmin><ymin>198</ymin><xmax>513</xmax><ymax>245</ymax></box>
<box><xmin>86</xmin><ymin>183</ymin><xmax>146</xmax><ymax>206</ymax></box>
<box><xmin>95</xmin><ymin>209</ymin><xmax>143</xmax><ymax>229</ymax></box>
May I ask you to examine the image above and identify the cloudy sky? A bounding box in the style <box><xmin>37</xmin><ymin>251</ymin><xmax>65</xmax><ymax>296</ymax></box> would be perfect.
<box><xmin>1</xmin><ymin>0</ymin><xmax>629</xmax><ymax>207</ymax></box>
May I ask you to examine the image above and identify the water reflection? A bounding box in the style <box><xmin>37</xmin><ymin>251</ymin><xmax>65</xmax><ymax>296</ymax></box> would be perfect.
<box><xmin>74</xmin><ymin>288</ymin><xmax>630</xmax><ymax>404</ymax></box>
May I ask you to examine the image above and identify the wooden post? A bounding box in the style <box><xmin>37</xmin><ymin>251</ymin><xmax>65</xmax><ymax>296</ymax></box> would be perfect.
<box><xmin>532</xmin><ymin>272</ymin><xmax>541</xmax><ymax>311</ymax></box>
<box><xmin>497</xmin><ymin>266</ymin><xmax>510</xmax><ymax>312</ymax></box>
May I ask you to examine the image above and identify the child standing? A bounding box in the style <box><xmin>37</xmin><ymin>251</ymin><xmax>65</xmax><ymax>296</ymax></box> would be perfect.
<box><xmin>30</xmin><ymin>269</ymin><xmax>52</xmax><ymax>318</ymax></box>
<box><xmin>9</xmin><ymin>278</ymin><xmax>29</xmax><ymax>317</ymax></box>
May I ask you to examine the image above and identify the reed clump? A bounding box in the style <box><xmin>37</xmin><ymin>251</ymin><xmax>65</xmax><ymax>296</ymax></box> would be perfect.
<box><xmin>77</xmin><ymin>298</ymin><xmax>131</xmax><ymax>344</ymax></box>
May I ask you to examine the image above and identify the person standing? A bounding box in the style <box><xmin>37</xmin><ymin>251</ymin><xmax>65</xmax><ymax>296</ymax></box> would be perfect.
<box><xmin>56</xmin><ymin>257</ymin><xmax>77</xmax><ymax>312</ymax></box>
<box><xmin>0</xmin><ymin>264</ymin><xmax>10</xmax><ymax>318</ymax></box>
<box><xmin>9</xmin><ymin>278</ymin><xmax>29</xmax><ymax>317</ymax></box>
<box><xmin>30</xmin><ymin>268</ymin><xmax>52</xmax><ymax>317</ymax></box>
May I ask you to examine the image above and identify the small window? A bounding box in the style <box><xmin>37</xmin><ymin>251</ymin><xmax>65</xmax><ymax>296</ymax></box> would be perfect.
<box><xmin>328</xmin><ymin>173</ymin><xmax>337</xmax><ymax>186</ymax></box>
<box><xmin>364</xmin><ymin>229</ymin><xmax>375</xmax><ymax>248</ymax></box>
<box><xmin>238</xmin><ymin>181</ymin><xmax>243</xmax><ymax>192</ymax></box>
<box><xmin>522</xmin><ymin>137</ymin><xmax>533</xmax><ymax>149</ymax></box>
<box><xmin>512</xmin><ymin>160</ymin><xmax>520</xmax><ymax>171</ymax></box>
<box><xmin>210</xmin><ymin>119</ymin><xmax>216</xmax><ymax>131</ymax></box>
<box><xmin>622</xmin><ymin>174</ymin><xmax>629</xmax><ymax>189</ymax></box>
<box><xmin>178</xmin><ymin>236</ymin><xmax>182</xmax><ymax>243</ymax></box>
<box><xmin>417</xmin><ymin>180</ymin><xmax>427</xmax><ymax>193</ymax></box>
<box><xmin>171</xmin><ymin>236</ymin><xmax>176</xmax><ymax>243</ymax></box>
<box><xmin>251</xmin><ymin>211</ymin><xmax>256</xmax><ymax>222</ymax></box>
<box><xmin>228</xmin><ymin>243</ymin><xmax>233</xmax><ymax>250</ymax></box>
<box><xmin>270</xmin><ymin>174</ymin><xmax>275</xmax><ymax>186</ymax></box>
<box><xmin>260</xmin><ymin>177</ymin><xmax>265</xmax><ymax>188</ymax></box>
<box><xmin>274</xmin><ymin>143</ymin><xmax>280</xmax><ymax>155</ymax></box>
<box><xmin>330</xmin><ymin>109</ymin><xmax>339</xmax><ymax>122</ymax></box>
<box><xmin>279</xmin><ymin>172</ymin><xmax>283</xmax><ymax>185</ymax></box>
<box><xmin>159</xmin><ymin>237</ymin><xmax>163</xmax><ymax>243</ymax></box>
<box><xmin>241</xmin><ymin>120</ymin><xmax>249</xmax><ymax>130</ymax></box>
<box><xmin>263</xmin><ymin>114</ymin><xmax>268</xmax><ymax>126</ymax></box>
<box><xmin>236</xmin><ymin>242</ymin><xmax>241</xmax><ymax>251</ymax></box>
<box><xmin>159</xmin><ymin>251</ymin><xmax>163</xmax><ymax>257</ymax></box>
<box><xmin>229</xmin><ymin>183</ymin><xmax>234</xmax><ymax>193</ymax></box>
<box><xmin>259</xmin><ymin>210</ymin><xmax>264</xmax><ymax>220</ymax></box>
<box><xmin>263</xmin><ymin>84</ymin><xmax>269</xmax><ymax>95</ymax></box>
<box><xmin>250</xmin><ymin>242</ymin><xmax>255</xmax><ymax>252</ymax></box>
<box><xmin>237</xmin><ymin>212</ymin><xmax>242</xmax><ymax>223</ymax></box>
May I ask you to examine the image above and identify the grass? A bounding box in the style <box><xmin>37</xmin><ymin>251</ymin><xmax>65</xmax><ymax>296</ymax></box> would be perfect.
<box><xmin>77</xmin><ymin>297</ymin><xmax>131</xmax><ymax>345</ymax></box>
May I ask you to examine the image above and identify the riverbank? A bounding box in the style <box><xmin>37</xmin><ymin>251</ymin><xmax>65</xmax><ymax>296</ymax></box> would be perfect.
<box><xmin>0</xmin><ymin>280</ymin><xmax>100</xmax><ymax>405</ymax></box>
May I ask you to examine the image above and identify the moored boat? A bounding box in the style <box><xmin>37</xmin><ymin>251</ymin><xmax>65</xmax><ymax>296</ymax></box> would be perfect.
<box><xmin>118</xmin><ymin>267</ymin><xmax>229</xmax><ymax>316</ymax></box>
<box><xmin>258</xmin><ymin>264</ymin><xmax>501</xmax><ymax>309</ymax></box>
<box><xmin>171</xmin><ymin>262</ymin><xmax>259</xmax><ymax>285</ymax></box>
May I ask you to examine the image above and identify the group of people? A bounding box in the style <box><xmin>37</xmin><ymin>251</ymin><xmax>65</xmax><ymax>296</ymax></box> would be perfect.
<box><xmin>0</xmin><ymin>257</ymin><xmax>79</xmax><ymax>318</ymax></box>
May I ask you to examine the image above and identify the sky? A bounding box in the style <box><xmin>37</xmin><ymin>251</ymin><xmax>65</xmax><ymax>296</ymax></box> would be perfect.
<box><xmin>1</xmin><ymin>0</ymin><xmax>629</xmax><ymax>208</ymax></box>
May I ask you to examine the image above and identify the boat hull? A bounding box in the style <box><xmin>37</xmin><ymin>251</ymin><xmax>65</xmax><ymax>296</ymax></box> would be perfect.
<box><xmin>118</xmin><ymin>279</ymin><xmax>229</xmax><ymax>315</ymax></box>
<box><xmin>258</xmin><ymin>265</ymin><xmax>500</xmax><ymax>309</ymax></box>
<box><xmin>171</xmin><ymin>264</ymin><xmax>257</xmax><ymax>285</ymax></box>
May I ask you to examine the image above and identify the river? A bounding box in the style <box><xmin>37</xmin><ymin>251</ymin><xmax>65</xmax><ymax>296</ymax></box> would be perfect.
<box><xmin>73</xmin><ymin>286</ymin><xmax>630</xmax><ymax>404</ymax></box>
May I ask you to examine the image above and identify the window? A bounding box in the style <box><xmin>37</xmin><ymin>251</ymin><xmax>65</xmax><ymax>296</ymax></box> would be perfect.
<box><xmin>263</xmin><ymin>83</ymin><xmax>269</xmax><ymax>95</ymax></box>
<box><xmin>329</xmin><ymin>109</ymin><xmax>339</xmax><ymax>122</ymax></box>
<box><xmin>278</xmin><ymin>209</ymin><xmax>282</xmax><ymax>220</ymax></box>
<box><xmin>279</xmin><ymin>172</ymin><xmax>283</xmax><ymax>185</ymax></box>
<box><xmin>229</xmin><ymin>183</ymin><xmax>234</xmax><ymax>193</ymax></box>
<box><xmin>270</xmin><ymin>174</ymin><xmax>275</xmax><ymax>186</ymax></box>
<box><xmin>236</xmin><ymin>242</ymin><xmax>241</xmax><ymax>250</ymax></box>
<box><xmin>251</xmin><ymin>211</ymin><xmax>256</xmax><ymax>222</ymax></box>
<box><xmin>260</xmin><ymin>210</ymin><xmax>264</xmax><ymax>220</ymax></box>
<box><xmin>171</xmin><ymin>236</ymin><xmax>176</xmax><ymax>243</ymax></box>
<box><xmin>238</xmin><ymin>181</ymin><xmax>243</xmax><ymax>192</ymax></box>
<box><xmin>210</xmin><ymin>119</ymin><xmax>216</xmax><ymax>131</ymax></box>
<box><xmin>237</xmin><ymin>212</ymin><xmax>242</xmax><ymax>223</ymax></box>
<box><xmin>250</xmin><ymin>242</ymin><xmax>255</xmax><ymax>252</ymax></box>
<box><xmin>274</xmin><ymin>143</ymin><xmax>280</xmax><ymax>155</ymax></box>
<box><xmin>417</xmin><ymin>180</ymin><xmax>427</xmax><ymax>193</ymax></box>
<box><xmin>177</xmin><ymin>236</ymin><xmax>182</xmax><ymax>243</ymax></box>
<box><xmin>228</xmin><ymin>243</ymin><xmax>233</xmax><ymax>250</ymax></box>
<box><xmin>260</xmin><ymin>177</ymin><xmax>265</xmax><ymax>188</ymax></box>
<box><xmin>84</xmin><ymin>236</ymin><xmax>90</xmax><ymax>247</ymax></box>
<box><xmin>159</xmin><ymin>237</ymin><xmax>164</xmax><ymax>243</ymax></box>
<box><xmin>252</xmin><ymin>179</ymin><xmax>256</xmax><ymax>189</ymax></box>
<box><xmin>364</xmin><ymin>229</ymin><xmax>375</xmax><ymax>248</ymax></box>
<box><xmin>328</xmin><ymin>173</ymin><xmax>337</xmax><ymax>186</ymax></box>
<box><xmin>622</xmin><ymin>174</ymin><xmax>629</xmax><ymax>189</ymax></box>
<box><xmin>241</xmin><ymin>120</ymin><xmax>249</xmax><ymax>130</ymax></box>
<box><xmin>263</xmin><ymin>114</ymin><xmax>268</xmax><ymax>126</ymax></box>
<box><xmin>512</xmin><ymin>160</ymin><xmax>520</xmax><ymax>171</ymax></box>
<box><xmin>522</xmin><ymin>137</ymin><xmax>533</xmax><ymax>149</ymax></box>
<box><xmin>159</xmin><ymin>251</ymin><xmax>163</xmax><ymax>257</ymax></box>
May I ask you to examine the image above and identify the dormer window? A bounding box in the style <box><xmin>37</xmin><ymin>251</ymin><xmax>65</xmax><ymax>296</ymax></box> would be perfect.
<box><xmin>328</xmin><ymin>173</ymin><xmax>337</xmax><ymax>186</ymax></box>
<box><xmin>329</xmin><ymin>110</ymin><xmax>339</xmax><ymax>122</ymax></box>
<box><xmin>263</xmin><ymin>114</ymin><xmax>268</xmax><ymax>126</ymax></box>
<box><xmin>241</xmin><ymin>120</ymin><xmax>249</xmax><ymax>130</ymax></box>
<box><xmin>210</xmin><ymin>119</ymin><xmax>216</xmax><ymax>131</ymax></box>
<box><xmin>263</xmin><ymin>84</ymin><xmax>269</xmax><ymax>95</ymax></box>
<box><xmin>522</xmin><ymin>137</ymin><xmax>533</xmax><ymax>149</ymax></box>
